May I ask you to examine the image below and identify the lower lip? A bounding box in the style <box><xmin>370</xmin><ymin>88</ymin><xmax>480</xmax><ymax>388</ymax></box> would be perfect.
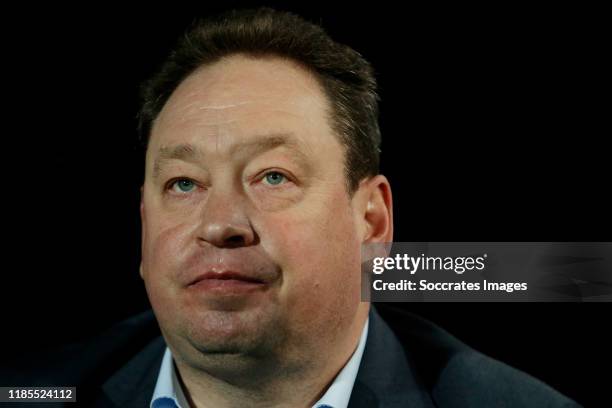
<box><xmin>187</xmin><ymin>278</ymin><xmax>267</xmax><ymax>295</ymax></box>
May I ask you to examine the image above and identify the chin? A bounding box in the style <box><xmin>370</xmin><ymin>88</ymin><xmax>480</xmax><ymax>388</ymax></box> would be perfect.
<box><xmin>182</xmin><ymin>308</ymin><xmax>284</xmax><ymax>356</ymax></box>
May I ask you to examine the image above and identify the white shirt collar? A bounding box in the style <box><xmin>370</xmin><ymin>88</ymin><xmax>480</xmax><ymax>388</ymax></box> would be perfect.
<box><xmin>151</xmin><ymin>318</ymin><xmax>369</xmax><ymax>408</ymax></box>
<box><xmin>150</xmin><ymin>345</ymin><xmax>190</xmax><ymax>408</ymax></box>
<box><xmin>313</xmin><ymin>317</ymin><xmax>369</xmax><ymax>408</ymax></box>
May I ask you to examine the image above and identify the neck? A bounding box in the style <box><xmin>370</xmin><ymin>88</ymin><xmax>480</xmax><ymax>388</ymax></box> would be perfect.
<box><xmin>175</xmin><ymin>306</ymin><xmax>369</xmax><ymax>408</ymax></box>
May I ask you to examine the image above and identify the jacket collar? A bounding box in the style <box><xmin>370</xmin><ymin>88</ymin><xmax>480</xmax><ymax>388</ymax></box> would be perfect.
<box><xmin>348</xmin><ymin>306</ymin><xmax>435</xmax><ymax>408</ymax></box>
<box><xmin>101</xmin><ymin>336</ymin><xmax>165</xmax><ymax>407</ymax></box>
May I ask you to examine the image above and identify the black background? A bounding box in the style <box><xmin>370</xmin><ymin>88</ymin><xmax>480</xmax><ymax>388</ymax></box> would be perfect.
<box><xmin>1</xmin><ymin>3</ymin><xmax>610</xmax><ymax>407</ymax></box>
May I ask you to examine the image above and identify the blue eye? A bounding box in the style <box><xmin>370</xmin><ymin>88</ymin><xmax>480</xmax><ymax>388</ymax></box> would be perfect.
<box><xmin>173</xmin><ymin>179</ymin><xmax>196</xmax><ymax>193</ymax></box>
<box><xmin>264</xmin><ymin>172</ymin><xmax>286</xmax><ymax>186</ymax></box>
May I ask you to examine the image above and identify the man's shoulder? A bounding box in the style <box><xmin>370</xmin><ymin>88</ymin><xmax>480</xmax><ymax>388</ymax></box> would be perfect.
<box><xmin>374</xmin><ymin>305</ymin><xmax>581</xmax><ymax>407</ymax></box>
<box><xmin>2</xmin><ymin>310</ymin><xmax>163</xmax><ymax>388</ymax></box>
<box><xmin>430</xmin><ymin>348</ymin><xmax>579</xmax><ymax>407</ymax></box>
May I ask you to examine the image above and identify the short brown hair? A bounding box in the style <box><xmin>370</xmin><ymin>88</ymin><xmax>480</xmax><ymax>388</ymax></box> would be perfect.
<box><xmin>138</xmin><ymin>7</ymin><xmax>381</xmax><ymax>193</ymax></box>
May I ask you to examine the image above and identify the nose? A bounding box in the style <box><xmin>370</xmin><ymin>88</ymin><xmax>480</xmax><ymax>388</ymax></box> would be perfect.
<box><xmin>196</xmin><ymin>188</ymin><xmax>256</xmax><ymax>248</ymax></box>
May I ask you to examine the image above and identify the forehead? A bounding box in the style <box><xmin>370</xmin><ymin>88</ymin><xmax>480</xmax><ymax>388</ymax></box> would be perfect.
<box><xmin>149</xmin><ymin>54</ymin><xmax>340</xmax><ymax>157</ymax></box>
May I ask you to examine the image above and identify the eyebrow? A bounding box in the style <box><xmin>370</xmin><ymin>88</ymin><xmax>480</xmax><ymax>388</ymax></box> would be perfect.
<box><xmin>153</xmin><ymin>143</ymin><xmax>202</xmax><ymax>178</ymax></box>
<box><xmin>152</xmin><ymin>133</ymin><xmax>310</xmax><ymax>179</ymax></box>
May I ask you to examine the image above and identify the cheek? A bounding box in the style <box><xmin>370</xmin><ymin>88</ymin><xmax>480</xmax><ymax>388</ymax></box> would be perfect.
<box><xmin>265</xmin><ymin>192</ymin><xmax>363</xmax><ymax>336</ymax></box>
<box><xmin>264</xmin><ymin>188</ymin><xmax>362</xmax><ymax>297</ymax></box>
<box><xmin>141</xmin><ymin>220</ymin><xmax>199</xmax><ymax>328</ymax></box>
<box><xmin>141</xmin><ymin>215</ymin><xmax>194</xmax><ymax>290</ymax></box>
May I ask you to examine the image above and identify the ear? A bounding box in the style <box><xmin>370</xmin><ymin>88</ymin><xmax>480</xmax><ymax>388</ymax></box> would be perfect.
<box><xmin>356</xmin><ymin>175</ymin><xmax>393</xmax><ymax>244</ymax></box>
<box><xmin>139</xmin><ymin>185</ymin><xmax>145</xmax><ymax>280</ymax></box>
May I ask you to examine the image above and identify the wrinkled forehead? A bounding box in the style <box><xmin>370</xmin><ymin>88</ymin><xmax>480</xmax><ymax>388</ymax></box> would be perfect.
<box><xmin>148</xmin><ymin>55</ymin><xmax>335</xmax><ymax>153</ymax></box>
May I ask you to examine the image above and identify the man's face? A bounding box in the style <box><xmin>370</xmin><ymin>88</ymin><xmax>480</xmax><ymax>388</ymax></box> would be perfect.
<box><xmin>140</xmin><ymin>55</ymin><xmax>370</xmax><ymax>373</ymax></box>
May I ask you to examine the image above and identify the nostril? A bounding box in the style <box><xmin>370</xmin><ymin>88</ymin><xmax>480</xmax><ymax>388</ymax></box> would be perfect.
<box><xmin>197</xmin><ymin>222</ymin><xmax>256</xmax><ymax>248</ymax></box>
<box><xmin>224</xmin><ymin>235</ymin><xmax>246</xmax><ymax>248</ymax></box>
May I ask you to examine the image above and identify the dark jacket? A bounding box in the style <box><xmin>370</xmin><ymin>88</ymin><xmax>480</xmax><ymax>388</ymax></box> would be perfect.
<box><xmin>3</xmin><ymin>305</ymin><xmax>580</xmax><ymax>407</ymax></box>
